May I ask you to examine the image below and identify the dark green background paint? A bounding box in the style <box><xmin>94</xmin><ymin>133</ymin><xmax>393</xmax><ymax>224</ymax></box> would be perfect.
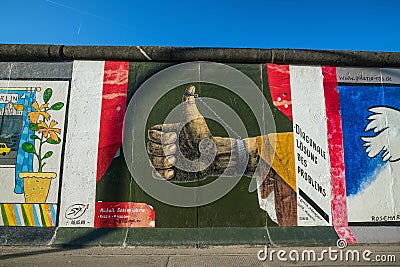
<box><xmin>96</xmin><ymin>62</ymin><xmax>293</xmax><ymax>228</ymax></box>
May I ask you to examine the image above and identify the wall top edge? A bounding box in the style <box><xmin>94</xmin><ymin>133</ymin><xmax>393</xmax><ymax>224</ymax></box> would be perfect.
<box><xmin>0</xmin><ymin>44</ymin><xmax>399</xmax><ymax>67</ymax></box>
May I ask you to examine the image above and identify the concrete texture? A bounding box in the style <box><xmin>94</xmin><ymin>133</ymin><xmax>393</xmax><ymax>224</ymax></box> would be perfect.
<box><xmin>0</xmin><ymin>61</ymin><xmax>72</xmax><ymax>79</ymax></box>
<box><xmin>0</xmin><ymin>227</ymin><xmax>55</xmax><ymax>246</ymax></box>
<box><xmin>1</xmin><ymin>44</ymin><xmax>400</xmax><ymax>66</ymax></box>
<box><xmin>0</xmin><ymin>226</ymin><xmax>342</xmax><ymax>246</ymax></box>
<box><xmin>1</xmin><ymin>245</ymin><xmax>400</xmax><ymax>266</ymax></box>
<box><xmin>350</xmin><ymin>227</ymin><xmax>400</xmax><ymax>243</ymax></box>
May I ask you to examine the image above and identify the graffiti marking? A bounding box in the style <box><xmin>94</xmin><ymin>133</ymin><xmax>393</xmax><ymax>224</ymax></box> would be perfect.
<box><xmin>65</xmin><ymin>204</ymin><xmax>88</xmax><ymax>219</ymax></box>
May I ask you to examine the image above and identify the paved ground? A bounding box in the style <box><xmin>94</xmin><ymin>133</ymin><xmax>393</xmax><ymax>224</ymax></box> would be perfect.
<box><xmin>1</xmin><ymin>245</ymin><xmax>400</xmax><ymax>266</ymax></box>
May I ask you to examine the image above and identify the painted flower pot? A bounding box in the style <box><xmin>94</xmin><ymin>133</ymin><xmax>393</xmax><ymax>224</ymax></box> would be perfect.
<box><xmin>18</xmin><ymin>172</ymin><xmax>57</xmax><ymax>203</ymax></box>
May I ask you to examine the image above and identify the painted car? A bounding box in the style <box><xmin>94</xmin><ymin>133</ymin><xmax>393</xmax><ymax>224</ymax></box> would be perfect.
<box><xmin>0</xmin><ymin>143</ymin><xmax>11</xmax><ymax>155</ymax></box>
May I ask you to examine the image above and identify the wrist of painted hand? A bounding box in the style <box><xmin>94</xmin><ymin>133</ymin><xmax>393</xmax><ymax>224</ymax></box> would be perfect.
<box><xmin>206</xmin><ymin>136</ymin><xmax>259</xmax><ymax>176</ymax></box>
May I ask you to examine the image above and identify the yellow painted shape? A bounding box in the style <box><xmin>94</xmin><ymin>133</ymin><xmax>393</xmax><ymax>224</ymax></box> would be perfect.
<box><xmin>0</xmin><ymin>143</ymin><xmax>11</xmax><ymax>155</ymax></box>
<box><xmin>257</xmin><ymin>132</ymin><xmax>296</xmax><ymax>191</ymax></box>
<box><xmin>13</xmin><ymin>104</ymin><xmax>24</xmax><ymax>111</ymax></box>
<box><xmin>42</xmin><ymin>204</ymin><xmax>52</xmax><ymax>226</ymax></box>
<box><xmin>3</xmin><ymin>204</ymin><xmax>17</xmax><ymax>226</ymax></box>
<box><xmin>23</xmin><ymin>204</ymin><xmax>35</xmax><ymax>226</ymax></box>
<box><xmin>22</xmin><ymin>176</ymin><xmax>54</xmax><ymax>203</ymax></box>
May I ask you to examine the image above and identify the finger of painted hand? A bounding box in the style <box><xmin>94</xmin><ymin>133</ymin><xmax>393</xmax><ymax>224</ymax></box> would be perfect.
<box><xmin>147</xmin><ymin>142</ymin><xmax>176</xmax><ymax>156</ymax></box>
<box><xmin>182</xmin><ymin>85</ymin><xmax>202</xmax><ymax>121</ymax></box>
<box><xmin>149</xmin><ymin>155</ymin><xmax>176</xmax><ymax>169</ymax></box>
<box><xmin>148</xmin><ymin>129</ymin><xmax>177</xmax><ymax>145</ymax></box>
<box><xmin>152</xmin><ymin>169</ymin><xmax>174</xmax><ymax>180</ymax></box>
<box><xmin>150</xmin><ymin>123</ymin><xmax>180</xmax><ymax>133</ymax></box>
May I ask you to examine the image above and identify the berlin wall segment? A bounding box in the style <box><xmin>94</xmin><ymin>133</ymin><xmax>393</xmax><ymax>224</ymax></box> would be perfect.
<box><xmin>0</xmin><ymin>47</ymin><xmax>399</xmax><ymax>246</ymax></box>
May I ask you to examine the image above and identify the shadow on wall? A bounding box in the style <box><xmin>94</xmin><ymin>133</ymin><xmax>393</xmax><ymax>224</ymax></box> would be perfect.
<box><xmin>0</xmin><ymin>227</ymin><xmax>125</xmax><ymax>260</ymax></box>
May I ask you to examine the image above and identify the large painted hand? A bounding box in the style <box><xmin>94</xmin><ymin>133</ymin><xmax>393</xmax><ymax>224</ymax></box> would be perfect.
<box><xmin>147</xmin><ymin>85</ymin><xmax>259</xmax><ymax>181</ymax></box>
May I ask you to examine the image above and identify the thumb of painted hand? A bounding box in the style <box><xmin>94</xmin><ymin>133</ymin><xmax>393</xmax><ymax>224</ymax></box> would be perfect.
<box><xmin>180</xmin><ymin>85</ymin><xmax>212</xmax><ymax>141</ymax></box>
<box><xmin>182</xmin><ymin>85</ymin><xmax>203</xmax><ymax>122</ymax></box>
<box><xmin>173</xmin><ymin>85</ymin><xmax>216</xmax><ymax>180</ymax></box>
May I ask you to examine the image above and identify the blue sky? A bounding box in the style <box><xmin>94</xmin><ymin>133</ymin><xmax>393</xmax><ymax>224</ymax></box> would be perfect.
<box><xmin>1</xmin><ymin>0</ymin><xmax>399</xmax><ymax>51</ymax></box>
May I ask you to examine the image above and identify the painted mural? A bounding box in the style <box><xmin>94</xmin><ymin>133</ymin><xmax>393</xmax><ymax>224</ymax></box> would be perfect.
<box><xmin>265</xmin><ymin>65</ymin><xmax>333</xmax><ymax>228</ymax></box>
<box><xmin>0</xmin><ymin>80</ymin><xmax>68</xmax><ymax>226</ymax></box>
<box><xmin>136</xmin><ymin>63</ymin><xmax>400</xmax><ymax>242</ymax></box>
<box><xmin>336</xmin><ymin>67</ymin><xmax>400</xmax><ymax>225</ymax></box>
<box><xmin>1</xmin><ymin>59</ymin><xmax>400</xmax><ymax>244</ymax></box>
<box><xmin>263</xmin><ymin>65</ymin><xmax>400</xmax><ymax>242</ymax></box>
<box><xmin>144</xmin><ymin>83</ymin><xmax>297</xmax><ymax>226</ymax></box>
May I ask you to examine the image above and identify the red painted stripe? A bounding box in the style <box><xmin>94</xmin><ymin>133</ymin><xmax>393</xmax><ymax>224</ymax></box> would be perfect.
<box><xmin>322</xmin><ymin>66</ymin><xmax>357</xmax><ymax>243</ymax></box>
<box><xmin>266</xmin><ymin>64</ymin><xmax>293</xmax><ymax>121</ymax></box>
<box><xmin>96</xmin><ymin>61</ymin><xmax>129</xmax><ymax>182</ymax></box>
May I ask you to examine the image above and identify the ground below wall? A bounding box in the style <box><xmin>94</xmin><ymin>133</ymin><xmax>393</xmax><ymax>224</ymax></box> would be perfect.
<box><xmin>1</xmin><ymin>226</ymin><xmax>400</xmax><ymax>246</ymax></box>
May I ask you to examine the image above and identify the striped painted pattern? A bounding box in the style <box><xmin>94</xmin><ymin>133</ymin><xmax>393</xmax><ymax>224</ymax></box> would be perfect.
<box><xmin>0</xmin><ymin>203</ymin><xmax>56</xmax><ymax>227</ymax></box>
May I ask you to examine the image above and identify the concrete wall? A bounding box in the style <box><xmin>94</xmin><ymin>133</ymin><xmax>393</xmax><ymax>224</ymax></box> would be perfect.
<box><xmin>1</xmin><ymin>46</ymin><xmax>400</xmax><ymax>245</ymax></box>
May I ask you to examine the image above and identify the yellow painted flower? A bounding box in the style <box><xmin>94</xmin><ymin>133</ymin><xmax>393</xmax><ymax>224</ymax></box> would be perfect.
<box><xmin>28</xmin><ymin>101</ymin><xmax>50</xmax><ymax>123</ymax></box>
<box><xmin>37</xmin><ymin>120</ymin><xmax>61</xmax><ymax>142</ymax></box>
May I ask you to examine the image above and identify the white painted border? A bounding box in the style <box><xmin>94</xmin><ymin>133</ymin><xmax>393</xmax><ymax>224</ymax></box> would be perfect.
<box><xmin>290</xmin><ymin>65</ymin><xmax>333</xmax><ymax>226</ymax></box>
<box><xmin>58</xmin><ymin>61</ymin><xmax>104</xmax><ymax>227</ymax></box>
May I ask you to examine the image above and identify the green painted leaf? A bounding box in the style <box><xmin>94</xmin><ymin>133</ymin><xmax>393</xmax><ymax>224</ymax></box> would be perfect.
<box><xmin>46</xmin><ymin>138</ymin><xmax>61</xmax><ymax>145</ymax></box>
<box><xmin>42</xmin><ymin>151</ymin><xmax>53</xmax><ymax>160</ymax></box>
<box><xmin>43</xmin><ymin>88</ymin><xmax>53</xmax><ymax>103</ymax></box>
<box><xmin>29</xmin><ymin>123</ymin><xmax>39</xmax><ymax>131</ymax></box>
<box><xmin>49</xmin><ymin>102</ymin><xmax>64</xmax><ymax>110</ymax></box>
<box><xmin>22</xmin><ymin>142</ymin><xmax>36</xmax><ymax>154</ymax></box>
<box><xmin>30</xmin><ymin>134</ymin><xmax>40</xmax><ymax>140</ymax></box>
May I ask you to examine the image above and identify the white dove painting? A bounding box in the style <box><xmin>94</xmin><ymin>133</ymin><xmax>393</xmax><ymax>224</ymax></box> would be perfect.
<box><xmin>336</xmin><ymin>79</ymin><xmax>400</xmax><ymax>224</ymax></box>
<box><xmin>361</xmin><ymin>106</ymin><xmax>400</xmax><ymax>163</ymax></box>
<box><xmin>346</xmin><ymin>106</ymin><xmax>400</xmax><ymax>222</ymax></box>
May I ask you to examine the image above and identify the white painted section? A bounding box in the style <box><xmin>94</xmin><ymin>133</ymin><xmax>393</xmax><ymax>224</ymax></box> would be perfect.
<box><xmin>337</xmin><ymin>67</ymin><xmax>400</xmax><ymax>84</ymax></box>
<box><xmin>256</xmin><ymin>178</ymin><xmax>278</xmax><ymax>224</ymax></box>
<box><xmin>290</xmin><ymin>66</ymin><xmax>332</xmax><ymax>226</ymax></box>
<box><xmin>58</xmin><ymin>61</ymin><xmax>104</xmax><ymax>227</ymax></box>
<box><xmin>0</xmin><ymin>168</ymin><xmax>24</xmax><ymax>203</ymax></box>
<box><xmin>347</xmin><ymin>162</ymin><xmax>400</xmax><ymax>222</ymax></box>
<box><xmin>348</xmin><ymin>105</ymin><xmax>400</xmax><ymax>222</ymax></box>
